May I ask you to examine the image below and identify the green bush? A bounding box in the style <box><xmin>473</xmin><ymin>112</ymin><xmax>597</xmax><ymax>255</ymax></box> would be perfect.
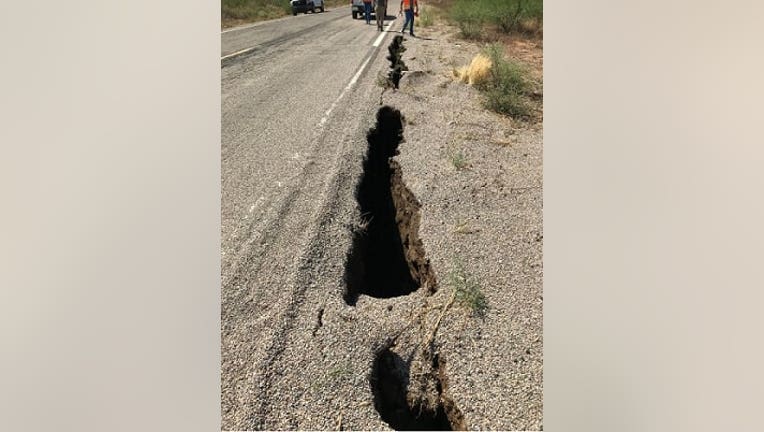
<box><xmin>450</xmin><ymin>0</ymin><xmax>542</xmax><ymax>38</ymax></box>
<box><xmin>450</xmin><ymin>1</ymin><xmax>489</xmax><ymax>39</ymax></box>
<box><xmin>478</xmin><ymin>44</ymin><xmax>534</xmax><ymax>117</ymax></box>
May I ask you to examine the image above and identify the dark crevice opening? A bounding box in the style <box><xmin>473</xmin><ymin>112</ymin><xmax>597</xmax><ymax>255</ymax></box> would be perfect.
<box><xmin>387</xmin><ymin>35</ymin><xmax>408</xmax><ymax>88</ymax></box>
<box><xmin>371</xmin><ymin>348</ymin><xmax>466</xmax><ymax>431</ymax></box>
<box><xmin>343</xmin><ymin>106</ymin><xmax>436</xmax><ymax>305</ymax></box>
<box><xmin>344</xmin><ymin>106</ymin><xmax>415</xmax><ymax>304</ymax></box>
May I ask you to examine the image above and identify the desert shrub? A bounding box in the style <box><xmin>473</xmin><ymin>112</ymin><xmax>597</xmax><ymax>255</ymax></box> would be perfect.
<box><xmin>450</xmin><ymin>0</ymin><xmax>491</xmax><ymax>39</ymax></box>
<box><xmin>450</xmin><ymin>0</ymin><xmax>542</xmax><ymax>37</ymax></box>
<box><xmin>478</xmin><ymin>44</ymin><xmax>534</xmax><ymax>117</ymax></box>
<box><xmin>449</xmin><ymin>260</ymin><xmax>488</xmax><ymax>317</ymax></box>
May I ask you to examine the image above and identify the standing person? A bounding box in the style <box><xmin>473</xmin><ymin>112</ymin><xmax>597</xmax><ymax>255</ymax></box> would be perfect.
<box><xmin>375</xmin><ymin>0</ymin><xmax>387</xmax><ymax>31</ymax></box>
<box><xmin>398</xmin><ymin>0</ymin><xmax>418</xmax><ymax>37</ymax></box>
<box><xmin>363</xmin><ymin>0</ymin><xmax>373</xmax><ymax>25</ymax></box>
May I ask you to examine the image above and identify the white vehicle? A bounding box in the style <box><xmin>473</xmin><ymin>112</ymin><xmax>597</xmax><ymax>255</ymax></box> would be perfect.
<box><xmin>351</xmin><ymin>0</ymin><xmax>377</xmax><ymax>20</ymax></box>
<box><xmin>291</xmin><ymin>0</ymin><xmax>324</xmax><ymax>15</ymax></box>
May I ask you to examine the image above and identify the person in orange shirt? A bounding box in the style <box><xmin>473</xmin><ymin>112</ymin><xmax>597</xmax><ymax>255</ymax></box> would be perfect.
<box><xmin>398</xmin><ymin>0</ymin><xmax>418</xmax><ymax>37</ymax></box>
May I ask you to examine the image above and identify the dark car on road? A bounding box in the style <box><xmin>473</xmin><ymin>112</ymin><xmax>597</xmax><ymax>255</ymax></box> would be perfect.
<box><xmin>351</xmin><ymin>0</ymin><xmax>377</xmax><ymax>19</ymax></box>
<box><xmin>291</xmin><ymin>0</ymin><xmax>325</xmax><ymax>15</ymax></box>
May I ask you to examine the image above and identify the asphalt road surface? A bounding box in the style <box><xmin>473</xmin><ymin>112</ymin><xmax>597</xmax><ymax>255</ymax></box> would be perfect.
<box><xmin>221</xmin><ymin>8</ymin><xmax>398</xmax><ymax>430</ymax></box>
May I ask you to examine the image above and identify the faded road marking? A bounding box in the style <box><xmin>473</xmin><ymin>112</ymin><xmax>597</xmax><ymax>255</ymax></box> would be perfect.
<box><xmin>373</xmin><ymin>20</ymin><xmax>396</xmax><ymax>47</ymax></box>
<box><xmin>319</xmin><ymin>20</ymin><xmax>396</xmax><ymax>127</ymax></box>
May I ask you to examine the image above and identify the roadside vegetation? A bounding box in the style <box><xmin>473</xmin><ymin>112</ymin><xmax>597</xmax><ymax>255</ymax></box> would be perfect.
<box><xmin>449</xmin><ymin>260</ymin><xmax>488</xmax><ymax>317</ymax></box>
<box><xmin>222</xmin><ymin>0</ymin><xmax>289</xmax><ymax>26</ymax></box>
<box><xmin>417</xmin><ymin>5</ymin><xmax>435</xmax><ymax>28</ymax></box>
<box><xmin>476</xmin><ymin>44</ymin><xmax>535</xmax><ymax>118</ymax></box>
<box><xmin>420</xmin><ymin>0</ymin><xmax>543</xmax><ymax>119</ymax></box>
<box><xmin>448</xmin><ymin>148</ymin><xmax>468</xmax><ymax>170</ymax></box>
<box><xmin>445</xmin><ymin>143</ymin><xmax>469</xmax><ymax>171</ymax></box>
<box><xmin>222</xmin><ymin>0</ymin><xmax>348</xmax><ymax>28</ymax></box>
<box><xmin>449</xmin><ymin>0</ymin><xmax>542</xmax><ymax>39</ymax></box>
<box><xmin>453</xmin><ymin>44</ymin><xmax>537</xmax><ymax>118</ymax></box>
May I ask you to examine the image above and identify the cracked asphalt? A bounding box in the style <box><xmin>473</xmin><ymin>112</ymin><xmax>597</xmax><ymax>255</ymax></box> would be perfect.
<box><xmin>221</xmin><ymin>8</ymin><xmax>404</xmax><ymax>430</ymax></box>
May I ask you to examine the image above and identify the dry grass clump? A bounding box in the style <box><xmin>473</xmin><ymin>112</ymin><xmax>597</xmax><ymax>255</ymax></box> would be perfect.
<box><xmin>453</xmin><ymin>53</ymin><xmax>492</xmax><ymax>86</ymax></box>
<box><xmin>454</xmin><ymin>45</ymin><xmax>537</xmax><ymax>119</ymax></box>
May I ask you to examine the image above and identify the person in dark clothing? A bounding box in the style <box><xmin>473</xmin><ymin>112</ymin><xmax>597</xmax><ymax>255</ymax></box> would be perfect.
<box><xmin>376</xmin><ymin>0</ymin><xmax>387</xmax><ymax>31</ymax></box>
<box><xmin>363</xmin><ymin>0</ymin><xmax>374</xmax><ymax>25</ymax></box>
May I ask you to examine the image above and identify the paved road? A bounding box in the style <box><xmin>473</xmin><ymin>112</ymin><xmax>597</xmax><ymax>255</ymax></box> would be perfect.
<box><xmin>221</xmin><ymin>8</ymin><xmax>397</xmax><ymax>430</ymax></box>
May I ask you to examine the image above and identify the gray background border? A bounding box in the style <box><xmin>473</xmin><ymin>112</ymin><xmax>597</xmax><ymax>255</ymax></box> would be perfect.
<box><xmin>546</xmin><ymin>0</ymin><xmax>763</xmax><ymax>430</ymax></box>
<box><xmin>1</xmin><ymin>1</ymin><xmax>221</xmax><ymax>430</ymax></box>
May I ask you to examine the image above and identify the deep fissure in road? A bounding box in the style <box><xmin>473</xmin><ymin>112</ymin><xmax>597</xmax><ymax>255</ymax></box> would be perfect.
<box><xmin>371</xmin><ymin>348</ymin><xmax>466</xmax><ymax>431</ymax></box>
<box><xmin>387</xmin><ymin>35</ymin><xmax>408</xmax><ymax>88</ymax></box>
<box><xmin>343</xmin><ymin>106</ymin><xmax>436</xmax><ymax>305</ymax></box>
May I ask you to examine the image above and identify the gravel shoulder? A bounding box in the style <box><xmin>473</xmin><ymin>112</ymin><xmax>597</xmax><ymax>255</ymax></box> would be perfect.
<box><xmin>378</xmin><ymin>23</ymin><xmax>544</xmax><ymax>430</ymax></box>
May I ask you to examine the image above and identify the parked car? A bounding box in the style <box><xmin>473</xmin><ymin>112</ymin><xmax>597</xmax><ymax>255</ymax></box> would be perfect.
<box><xmin>351</xmin><ymin>0</ymin><xmax>377</xmax><ymax>20</ymax></box>
<box><xmin>291</xmin><ymin>0</ymin><xmax>324</xmax><ymax>15</ymax></box>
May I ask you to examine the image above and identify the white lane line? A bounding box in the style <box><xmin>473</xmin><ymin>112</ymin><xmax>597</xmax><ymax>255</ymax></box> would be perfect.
<box><xmin>223</xmin><ymin>17</ymin><xmax>395</xmax><ymax>61</ymax></box>
<box><xmin>318</xmin><ymin>19</ymin><xmax>397</xmax><ymax>126</ymax></box>
<box><xmin>224</xmin><ymin>17</ymin><xmax>396</xmax><ymax>121</ymax></box>
<box><xmin>221</xmin><ymin>46</ymin><xmax>257</xmax><ymax>61</ymax></box>
<box><xmin>373</xmin><ymin>20</ymin><xmax>397</xmax><ymax>47</ymax></box>
<box><xmin>319</xmin><ymin>54</ymin><xmax>373</xmax><ymax>126</ymax></box>
<box><xmin>222</xmin><ymin>23</ymin><xmax>258</xmax><ymax>34</ymax></box>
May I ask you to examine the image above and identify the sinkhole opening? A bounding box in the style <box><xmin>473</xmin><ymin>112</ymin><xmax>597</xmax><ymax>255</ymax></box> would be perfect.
<box><xmin>370</xmin><ymin>348</ymin><xmax>465</xmax><ymax>431</ymax></box>
<box><xmin>343</xmin><ymin>106</ymin><xmax>437</xmax><ymax>305</ymax></box>
<box><xmin>387</xmin><ymin>35</ymin><xmax>408</xmax><ymax>89</ymax></box>
<box><xmin>344</xmin><ymin>106</ymin><xmax>418</xmax><ymax>305</ymax></box>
